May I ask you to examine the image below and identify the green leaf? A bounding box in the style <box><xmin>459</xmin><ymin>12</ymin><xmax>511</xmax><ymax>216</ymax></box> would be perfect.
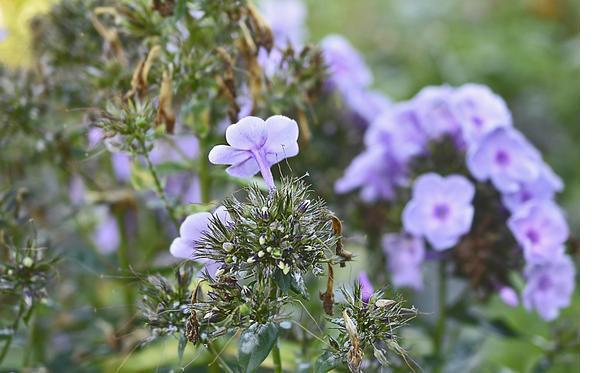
<box><xmin>273</xmin><ymin>270</ymin><xmax>291</xmax><ymax>293</ymax></box>
<box><xmin>238</xmin><ymin>322</ymin><xmax>279</xmax><ymax>373</ymax></box>
<box><xmin>174</xmin><ymin>0</ymin><xmax>187</xmax><ymax>20</ymax></box>
<box><xmin>314</xmin><ymin>351</ymin><xmax>340</xmax><ymax>373</ymax></box>
<box><xmin>290</xmin><ymin>272</ymin><xmax>309</xmax><ymax>300</ymax></box>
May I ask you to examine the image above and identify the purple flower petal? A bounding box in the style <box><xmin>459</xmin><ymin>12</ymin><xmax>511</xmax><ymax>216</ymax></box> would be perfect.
<box><xmin>179</xmin><ymin>212</ymin><xmax>212</xmax><ymax>240</ymax></box>
<box><xmin>226</xmin><ymin>157</ymin><xmax>261</xmax><ymax>178</ymax></box>
<box><xmin>264</xmin><ymin>115</ymin><xmax>299</xmax><ymax>162</ymax></box>
<box><xmin>225</xmin><ymin>116</ymin><xmax>268</xmax><ymax>150</ymax></box>
<box><xmin>209</xmin><ymin>145</ymin><xmax>252</xmax><ymax>165</ymax></box>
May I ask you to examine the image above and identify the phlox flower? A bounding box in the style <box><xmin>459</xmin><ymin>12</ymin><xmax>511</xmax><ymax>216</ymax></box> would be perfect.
<box><xmin>93</xmin><ymin>208</ymin><xmax>121</xmax><ymax>255</ymax></box>
<box><xmin>343</xmin><ymin>88</ymin><xmax>393</xmax><ymax>127</ymax></box>
<box><xmin>320</xmin><ymin>34</ymin><xmax>372</xmax><ymax>92</ymax></box>
<box><xmin>335</xmin><ymin>147</ymin><xmax>409</xmax><ymax>202</ymax></box>
<box><xmin>450</xmin><ymin>83</ymin><xmax>512</xmax><ymax>147</ymax></box>
<box><xmin>382</xmin><ymin>233</ymin><xmax>425</xmax><ymax>290</ymax></box>
<box><xmin>507</xmin><ymin>200</ymin><xmax>569</xmax><ymax>262</ymax></box>
<box><xmin>169</xmin><ymin>206</ymin><xmax>232</xmax><ymax>276</ymax></box>
<box><xmin>208</xmin><ymin>116</ymin><xmax>299</xmax><ymax>189</ymax></box>
<box><xmin>523</xmin><ymin>251</ymin><xmax>575</xmax><ymax>320</ymax></box>
<box><xmin>467</xmin><ymin>127</ymin><xmax>542</xmax><ymax>193</ymax></box>
<box><xmin>402</xmin><ymin>173</ymin><xmax>475</xmax><ymax>250</ymax></box>
<box><xmin>412</xmin><ymin>85</ymin><xmax>460</xmax><ymax>141</ymax></box>
<box><xmin>259</xmin><ymin>0</ymin><xmax>306</xmax><ymax>49</ymax></box>
<box><xmin>498</xmin><ymin>286</ymin><xmax>519</xmax><ymax>308</ymax></box>
<box><xmin>501</xmin><ymin>163</ymin><xmax>564</xmax><ymax>213</ymax></box>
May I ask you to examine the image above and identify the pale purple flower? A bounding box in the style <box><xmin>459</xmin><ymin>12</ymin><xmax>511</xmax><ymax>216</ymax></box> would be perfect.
<box><xmin>259</xmin><ymin>0</ymin><xmax>306</xmax><ymax>49</ymax></box>
<box><xmin>335</xmin><ymin>147</ymin><xmax>409</xmax><ymax>202</ymax></box>
<box><xmin>382</xmin><ymin>233</ymin><xmax>425</xmax><ymax>290</ymax></box>
<box><xmin>169</xmin><ymin>206</ymin><xmax>232</xmax><ymax>276</ymax></box>
<box><xmin>498</xmin><ymin>286</ymin><xmax>519</xmax><ymax>308</ymax></box>
<box><xmin>93</xmin><ymin>210</ymin><xmax>121</xmax><ymax>254</ymax></box>
<box><xmin>412</xmin><ymin>85</ymin><xmax>460</xmax><ymax>141</ymax></box>
<box><xmin>365</xmin><ymin>102</ymin><xmax>428</xmax><ymax>162</ymax></box>
<box><xmin>467</xmin><ymin>127</ymin><xmax>542</xmax><ymax>193</ymax></box>
<box><xmin>450</xmin><ymin>83</ymin><xmax>512</xmax><ymax>147</ymax></box>
<box><xmin>523</xmin><ymin>251</ymin><xmax>575</xmax><ymax>320</ymax></box>
<box><xmin>208</xmin><ymin>115</ymin><xmax>299</xmax><ymax>189</ymax></box>
<box><xmin>402</xmin><ymin>173</ymin><xmax>475</xmax><ymax>250</ymax></box>
<box><xmin>502</xmin><ymin>163</ymin><xmax>564</xmax><ymax>213</ymax></box>
<box><xmin>357</xmin><ymin>272</ymin><xmax>374</xmax><ymax>303</ymax></box>
<box><xmin>507</xmin><ymin>200</ymin><xmax>569</xmax><ymax>262</ymax></box>
<box><xmin>320</xmin><ymin>34</ymin><xmax>372</xmax><ymax>92</ymax></box>
<box><xmin>88</xmin><ymin>127</ymin><xmax>104</xmax><ymax>148</ymax></box>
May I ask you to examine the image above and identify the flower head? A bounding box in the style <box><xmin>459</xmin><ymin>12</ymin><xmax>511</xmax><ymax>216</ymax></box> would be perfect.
<box><xmin>402</xmin><ymin>173</ymin><xmax>475</xmax><ymax>250</ymax></box>
<box><xmin>259</xmin><ymin>0</ymin><xmax>306</xmax><ymax>48</ymax></box>
<box><xmin>343</xmin><ymin>88</ymin><xmax>393</xmax><ymax>127</ymax></box>
<box><xmin>357</xmin><ymin>272</ymin><xmax>374</xmax><ymax>303</ymax></box>
<box><xmin>523</xmin><ymin>251</ymin><xmax>575</xmax><ymax>320</ymax></box>
<box><xmin>450</xmin><ymin>83</ymin><xmax>512</xmax><ymax>147</ymax></box>
<box><xmin>507</xmin><ymin>200</ymin><xmax>569</xmax><ymax>262</ymax></box>
<box><xmin>208</xmin><ymin>115</ymin><xmax>299</xmax><ymax>189</ymax></box>
<box><xmin>467</xmin><ymin>127</ymin><xmax>542</xmax><ymax>193</ymax></box>
<box><xmin>498</xmin><ymin>286</ymin><xmax>519</xmax><ymax>308</ymax></box>
<box><xmin>169</xmin><ymin>206</ymin><xmax>232</xmax><ymax>276</ymax></box>
<box><xmin>382</xmin><ymin>233</ymin><xmax>425</xmax><ymax>290</ymax></box>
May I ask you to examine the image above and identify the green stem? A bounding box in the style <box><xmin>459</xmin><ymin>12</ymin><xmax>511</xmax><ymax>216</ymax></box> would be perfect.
<box><xmin>140</xmin><ymin>145</ymin><xmax>178</xmax><ymax>226</ymax></box>
<box><xmin>433</xmin><ymin>260</ymin><xmax>447</xmax><ymax>373</ymax></box>
<box><xmin>272</xmin><ymin>340</ymin><xmax>282</xmax><ymax>373</ymax></box>
<box><xmin>0</xmin><ymin>302</ymin><xmax>24</xmax><ymax>365</ymax></box>
<box><xmin>207</xmin><ymin>341</ymin><xmax>234</xmax><ymax>373</ymax></box>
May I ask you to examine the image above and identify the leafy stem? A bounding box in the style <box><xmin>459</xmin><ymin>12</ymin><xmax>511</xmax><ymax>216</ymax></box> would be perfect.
<box><xmin>140</xmin><ymin>140</ymin><xmax>178</xmax><ymax>225</ymax></box>
<box><xmin>0</xmin><ymin>302</ymin><xmax>25</xmax><ymax>364</ymax></box>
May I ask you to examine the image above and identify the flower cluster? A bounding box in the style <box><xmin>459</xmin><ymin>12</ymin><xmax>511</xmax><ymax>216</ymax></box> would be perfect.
<box><xmin>336</xmin><ymin>83</ymin><xmax>575</xmax><ymax>320</ymax></box>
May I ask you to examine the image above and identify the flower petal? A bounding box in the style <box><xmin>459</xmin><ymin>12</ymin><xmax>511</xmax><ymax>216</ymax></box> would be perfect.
<box><xmin>226</xmin><ymin>156</ymin><xmax>260</xmax><ymax>177</ymax></box>
<box><xmin>209</xmin><ymin>145</ymin><xmax>251</xmax><ymax>165</ymax></box>
<box><xmin>213</xmin><ymin>206</ymin><xmax>233</xmax><ymax>225</ymax></box>
<box><xmin>264</xmin><ymin>115</ymin><xmax>299</xmax><ymax>158</ymax></box>
<box><xmin>170</xmin><ymin>237</ymin><xmax>195</xmax><ymax>260</ymax></box>
<box><xmin>225</xmin><ymin>116</ymin><xmax>267</xmax><ymax>150</ymax></box>
<box><xmin>179</xmin><ymin>212</ymin><xmax>212</xmax><ymax>240</ymax></box>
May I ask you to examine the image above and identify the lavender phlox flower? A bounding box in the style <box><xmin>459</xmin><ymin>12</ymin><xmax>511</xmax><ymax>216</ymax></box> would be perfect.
<box><xmin>502</xmin><ymin>162</ymin><xmax>564</xmax><ymax>213</ymax></box>
<box><xmin>450</xmin><ymin>83</ymin><xmax>512</xmax><ymax>147</ymax></box>
<box><xmin>259</xmin><ymin>0</ymin><xmax>306</xmax><ymax>49</ymax></box>
<box><xmin>111</xmin><ymin>152</ymin><xmax>131</xmax><ymax>182</ymax></box>
<box><xmin>357</xmin><ymin>272</ymin><xmax>374</xmax><ymax>303</ymax></box>
<box><xmin>507</xmin><ymin>200</ymin><xmax>569</xmax><ymax>262</ymax></box>
<box><xmin>320</xmin><ymin>34</ymin><xmax>372</xmax><ymax>92</ymax></box>
<box><xmin>412</xmin><ymin>85</ymin><xmax>460</xmax><ymax>141</ymax></box>
<box><xmin>402</xmin><ymin>173</ymin><xmax>475</xmax><ymax>250</ymax></box>
<box><xmin>208</xmin><ymin>115</ymin><xmax>299</xmax><ymax>189</ymax></box>
<box><xmin>341</xmin><ymin>88</ymin><xmax>393</xmax><ymax>127</ymax></box>
<box><xmin>365</xmin><ymin>102</ymin><xmax>428</xmax><ymax>162</ymax></box>
<box><xmin>523</xmin><ymin>250</ymin><xmax>575</xmax><ymax>320</ymax></box>
<box><xmin>467</xmin><ymin>127</ymin><xmax>542</xmax><ymax>193</ymax></box>
<box><xmin>69</xmin><ymin>174</ymin><xmax>86</xmax><ymax>205</ymax></box>
<box><xmin>169</xmin><ymin>206</ymin><xmax>232</xmax><ymax>276</ymax></box>
<box><xmin>335</xmin><ymin>147</ymin><xmax>409</xmax><ymax>202</ymax></box>
<box><xmin>382</xmin><ymin>232</ymin><xmax>425</xmax><ymax>290</ymax></box>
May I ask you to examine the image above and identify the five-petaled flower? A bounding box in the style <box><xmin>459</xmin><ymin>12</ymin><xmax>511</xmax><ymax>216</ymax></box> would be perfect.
<box><xmin>208</xmin><ymin>116</ymin><xmax>299</xmax><ymax>189</ymax></box>
<box><xmin>382</xmin><ymin>232</ymin><xmax>425</xmax><ymax>290</ymax></box>
<box><xmin>402</xmin><ymin>173</ymin><xmax>475</xmax><ymax>250</ymax></box>
<box><xmin>170</xmin><ymin>206</ymin><xmax>232</xmax><ymax>276</ymax></box>
<box><xmin>507</xmin><ymin>200</ymin><xmax>569</xmax><ymax>261</ymax></box>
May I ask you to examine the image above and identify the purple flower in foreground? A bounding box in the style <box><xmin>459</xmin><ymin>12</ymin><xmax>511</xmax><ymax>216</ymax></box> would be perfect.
<box><xmin>335</xmin><ymin>147</ymin><xmax>409</xmax><ymax>202</ymax></box>
<box><xmin>365</xmin><ymin>102</ymin><xmax>428</xmax><ymax>162</ymax></box>
<box><xmin>320</xmin><ymin>34</ymin><xmax>372</xmax><ymax>92</ymax></box>
<box><xmin>498</xmin><ymin>286</ymin><xmax>519</xmax><ymax>308</ymax></box>
<box><xmin>523</xmin><ymin>251</ymin><xmax>575</xmax><ymax>320</ymax></box>
<box><xmin>357</xmin><ymin>272</ymin><xmax>374</xmax><ymax>303</ymax></box>
<box><xmin>169</xmin><ymin>206</ymin><xmax>232</xmax><ymax>276</ymax></box>
<box><xmin>383</xmin><ymin>233</ymin><xmax>425</xmax><ymax>290</ymax></box>
<box><xmin>208</xmin><ymin>116</ymin><xmax>299</xmax><ymax>189</ymax></box>
<box><xmin>93</xmin><ymin>210</ymin><xmax>121</xmax><ymax>254</ymax></box>
<box><xmin>508</xmin><ymin>200</ymin><xmax>569</xmax><ymax>262</ymax></box>
<box><xmin>413</xmin><ymin>85</ymin><xmax>460</xmax><ymax>141</ymax></box>
<box><xmin>467</xmin><ymin>127</ymin><xmax>542</xmax><ymax>193</ymax></box>
<box><xmin>502</xmin><ymin>163</ymin><xmax>564</xmax><ymax>213</ymax></box>
<box><xmin>451</xmin><ymin>83</ymin><xmax>512</xmax><ymax>147</ymax></box>
<box><xmin>403</xmin><ymin>173</ymin><xmax>475</xmax><ymax>250</ymax></box>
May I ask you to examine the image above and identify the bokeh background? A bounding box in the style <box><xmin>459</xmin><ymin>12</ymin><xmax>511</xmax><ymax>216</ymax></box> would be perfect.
<box><xmin>0</xmin><ymin>0</ymin><xmax>580</xmax><ymax>371</ymax></box>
